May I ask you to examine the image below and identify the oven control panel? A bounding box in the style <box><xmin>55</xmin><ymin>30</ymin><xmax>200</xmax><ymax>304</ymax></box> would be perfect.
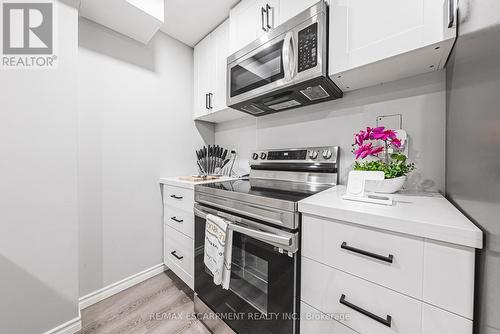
<box><xmin>251</xmin><ymin>146</ymin><xmax>338</xmax><ymax>163</ymax></box>
<box><xmin>298</xmin><ymin>23</ymin><xmax>318</xmax><ymax>73</ymax></box>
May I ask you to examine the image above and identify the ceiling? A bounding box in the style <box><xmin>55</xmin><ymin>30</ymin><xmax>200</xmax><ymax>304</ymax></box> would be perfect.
<box><xmin>160</xmin><ymin>0</ymin><xmax>240</xmax><ymax>47</ymax></box>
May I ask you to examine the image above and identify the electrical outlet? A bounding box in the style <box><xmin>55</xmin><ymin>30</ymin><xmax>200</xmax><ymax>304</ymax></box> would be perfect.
<box><xmin>376</xmin><ymin>114</ymin><xmax>402</xmax><ymax>130</ymax></box>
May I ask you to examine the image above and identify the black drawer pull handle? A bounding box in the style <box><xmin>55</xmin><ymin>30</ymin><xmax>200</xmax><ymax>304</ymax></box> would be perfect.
<box><xmin>170</xmin><ymin>216</ymin><xmax>183</xmax><ymax>223</ymax></box>
<box><xmin>170</xmin><ymin>194</ymin><xmax>183</xmax><ymax>200</ymax></box>
<box><xmin>340</xmin><ymin>294</ymin><xmax>392</xmax><ymax>327</ymax></box>
<box><xmin>171</xmin><ymin>251</ymin><xmax>183</xmax><ymax>260</ymax></box>
<box><xmin>341</xmin><ymin>242</ymin><xmax>394</xmax><ymax>263</ymax></box>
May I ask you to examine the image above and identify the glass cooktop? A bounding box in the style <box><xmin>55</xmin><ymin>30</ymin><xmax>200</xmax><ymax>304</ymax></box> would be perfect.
<box><xmin>196</xmin><ymin>178</ymin><xmax>332</xmax><ymax>204</ymax></box>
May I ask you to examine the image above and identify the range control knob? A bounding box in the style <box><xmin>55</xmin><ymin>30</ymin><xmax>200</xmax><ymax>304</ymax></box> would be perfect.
<box><xmin>252</xmin><ymin>153</ymin><xmax>259</xmax><ymax>160</ymax></box>
<box><xmin>322</xmin><ymin>150</ymin><xmax>333</xmax><ymax>159</ymax></box>
<box><xmin>309</xmin><ymin>151</ymin><xmax>318</xmax><ymax>160</ymax></box>
<box><xmin>260</xmin><ymin>152</ymin><xmax>267</xmax><ymax>160</ymax></box>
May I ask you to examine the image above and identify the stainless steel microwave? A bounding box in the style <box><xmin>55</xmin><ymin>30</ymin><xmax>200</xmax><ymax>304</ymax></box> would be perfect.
<box><xmin>226</xmin><ymin>1</ymin><xmax>342</xmax><ymax>116</ymax></box>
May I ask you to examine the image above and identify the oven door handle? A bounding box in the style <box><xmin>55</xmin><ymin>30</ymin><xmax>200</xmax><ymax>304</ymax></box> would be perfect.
<box><xmin>194</xmin><ymin>205</ymin><xmax>297</xmax><ymax>252</ymax></box>
<box><xmin>229</xmin><ymin>223</ymin><xmax>291</xmax><ymax>247</ymax></box>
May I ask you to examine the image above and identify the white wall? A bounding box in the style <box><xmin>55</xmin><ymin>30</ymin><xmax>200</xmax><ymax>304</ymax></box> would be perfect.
<box><xmin>77</xmin><ymin>18</ymin><xmax>207</xmax><ymax>296</ymax></box>
<box><xmin>0</xmin><ymin>1</ymin><xmax>80</xmax><ymax>333</ymax></box>
<box><xmin>446</xmin><ymin>1</ymin><xmax>500</xmax><ymax>333</ymax></box>
<box><xmin>216</xmin><ymin>70</ymin><xmax>446</xmax><ymax>192</ymax></box>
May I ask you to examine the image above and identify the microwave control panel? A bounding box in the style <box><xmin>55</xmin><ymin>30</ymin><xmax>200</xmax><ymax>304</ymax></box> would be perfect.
<box><xmin>298</xmin><ymin>23</ymin><xmax>318</xmax><ymax>73</ymax></box>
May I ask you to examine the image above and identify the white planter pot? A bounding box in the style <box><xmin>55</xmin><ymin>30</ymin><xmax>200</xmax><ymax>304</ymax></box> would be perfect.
<box><xmin>365</xmin><ymin>176</ymin><xmax>406</xmax><ymax>194</ymax></box>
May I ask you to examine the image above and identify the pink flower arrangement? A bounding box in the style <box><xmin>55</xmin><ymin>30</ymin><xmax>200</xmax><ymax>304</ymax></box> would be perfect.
<box><xmin>353</xmin><ymin>127</ymin><xmax>402</xmax><ymax>161</ymax></box>
<box><xmin>352</xmin><ymin>126</ymin><xmax>415</xmax><ymax>179</ymax></box>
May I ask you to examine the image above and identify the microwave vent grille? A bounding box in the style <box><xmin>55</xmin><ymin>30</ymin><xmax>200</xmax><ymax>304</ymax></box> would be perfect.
<box><xmin>241</xmin><ymin>104</ymin><xmax>266</xmax><ymax>115</ymax></box>
<box><xmin>300</xmin><ymin>85</ymin><xmax>329</xmax><ymax>101</ymax></box>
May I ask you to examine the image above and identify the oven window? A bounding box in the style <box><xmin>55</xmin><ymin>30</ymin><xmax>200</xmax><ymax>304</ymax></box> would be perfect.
<box><xmin>230</xmin><ymin>235</ymin><xmax>269</xmax><ymax>314</ymax></box>
<box><xmin>230</xmin><ymin>41</ymin><xmax>285</xmax><ymax>97</ymax></box>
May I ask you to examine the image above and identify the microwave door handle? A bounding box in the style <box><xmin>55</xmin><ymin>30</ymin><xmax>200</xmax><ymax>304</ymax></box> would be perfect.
<box><xmin>229</xmin><ymin>223</ymin><xmax>291</xmax><ymax>247</ymax></box>
<box><xmin>282</xmin><ymin>32</ymin><xmax>295</xmax><ymax>81</ymax></box>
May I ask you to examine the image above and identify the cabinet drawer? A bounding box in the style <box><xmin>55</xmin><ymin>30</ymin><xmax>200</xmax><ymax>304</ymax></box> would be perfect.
<box><xmin>163</xmin><ymin>185</ymin><xmax>194</xmax><ymax>212</ymax></box>
<box><xmin>422</xmin><ymin>303</ymin><xmax>472</xmax><ymax>334</ymax></box>
<box><xmin>164</xmin><ymin>205</ymin><xmax>194</xmax><ymax>239</ymax></box>
<box><xmin>302</xmin><ymin>215</ymin><xmax>424</xmax><ymax>299</ymax></box>
<box><xmin>302</xmin><ymin>257</ymin><xmax>422</xmax><ymax>334</ymax></box>
<box><xmin>164</xmin><ymin>225</ymin><xmax>193</xmax><ymax>289</ymax></box>
<box><xmin>300</xmin><ymin>301</ymin><xmax>358</xmax><ymax>334</ymax></box>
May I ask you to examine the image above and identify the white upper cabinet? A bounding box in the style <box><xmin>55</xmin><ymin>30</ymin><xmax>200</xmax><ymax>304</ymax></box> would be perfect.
<box><xmin>329</xmin><ymin>0</ymin><xmax>457</xmax><ymax>91</ymax></box>
<box><xmin>193</xmin><ymin>35</ymin><xmax>215</xmax><ymax>118</ymax></box>
<box><xmin>213</xmin><ymin>21</ymin><xmax>230</xmax><ymax>112</ymax></box>
<box><xmin>193</xmin><ymin>20</ymin><xmax>230</xmax><ymax>119</ymax></box>
<box><xmin>229</xmin><ymin>0</ymin><xmax>320</xmax><ymax>55</ymax></box>
<box><xmin>229</xmin><ymin>0</ymin><xmax>280</xmax><ymax>55</ymax></box>
<box><xmin>278</xmin><ymin>0</ymin><xmax>319</xmax><ymax>24</ymax></box>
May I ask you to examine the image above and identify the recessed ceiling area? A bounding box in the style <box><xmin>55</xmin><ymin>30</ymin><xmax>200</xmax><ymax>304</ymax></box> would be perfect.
<box><xmin>160</xmin><ymin>0</ymin><xmax>240</xmax><ymax>47</ymax></box>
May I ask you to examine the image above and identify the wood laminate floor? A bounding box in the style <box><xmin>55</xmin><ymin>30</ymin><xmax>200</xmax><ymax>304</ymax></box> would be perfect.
<box><xmin>77</xmin><ymin>270</ymin><xmax>210</xmax><ymax>334</ymax></box>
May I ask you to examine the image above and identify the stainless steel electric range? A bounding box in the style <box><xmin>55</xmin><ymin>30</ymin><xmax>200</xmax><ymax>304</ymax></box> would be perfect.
<box><xmin>193</xmin><ymin>146</ymin><xmax>339</xmax><ymax>334</ymax></box>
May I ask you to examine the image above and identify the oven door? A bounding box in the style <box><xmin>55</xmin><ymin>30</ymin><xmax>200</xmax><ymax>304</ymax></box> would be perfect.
<box><xmin>194</xmin><ymin>204</ymin><xmax>299</xmax><ymax>334</ymax></box>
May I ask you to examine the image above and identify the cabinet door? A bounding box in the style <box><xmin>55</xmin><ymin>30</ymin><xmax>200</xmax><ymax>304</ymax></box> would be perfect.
<box><xmin>193</xmin><ymin>35</ymin><xmax>215</xmax><ymax>118</ymax></box>
<box><xmin>229</xmin><ymin>0</ymin><xmax>280</xmax><ymax>55</ymax></box>
<box><xmin>212</xmin><ymin>20</ymin><xmax>230</xmax><ymax>112</ymax></box>
<box><xmin>278</xmin><ymin>0</ymin><xmax>318</xmax><ymax>24</ymax></box>
<box><xmin>229</xmin><ymin>0</ymin><xmax>261</xmax><ymax>55</ymax></box>
<box><xmin>330</xmin><ymin>0</ymin><xmax>454</xmax><ymax>74</ymax></box>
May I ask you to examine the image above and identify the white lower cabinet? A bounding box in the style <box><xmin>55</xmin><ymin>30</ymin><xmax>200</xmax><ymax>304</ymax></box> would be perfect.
<box><xmin>302</xmin><ymin>215</ymin><xmax>424</xmax><ymax>299</ymax></box>
<box><xmin>302</xmin><ymin>257</ymin><xmax>422</xmax><ymax>334</ymax></box>
<box><xmin>164</xmin><ymin>204</ymin><xmax>194</xmax><ymax>239</ymax></box>
<box><xmin>162</xmin><ymin>182</ymin><xmax>195</xmax><ymax>289</ymax></box>
<box><xmin>301</xmin><ymin>214</ymin><xmax>476</xmax><ymax>334</ymax></box>
<box><xmin>300</xmin><ymin>301</ymin><xmax>358</xmax><ymax>334</ymax></box>
<box><xmin>163</xmin><ymin>185</ymin><xmax>194</xmax><ymax>212</ymax></box>
<box><xmin>164</xmin><ymin>225</ymin><xmax>194</xmax><ymax>289</ymax></box>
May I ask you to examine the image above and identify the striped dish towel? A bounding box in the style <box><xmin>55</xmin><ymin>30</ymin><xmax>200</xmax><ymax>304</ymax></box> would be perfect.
<box><xmin>204</xmin><ymin>214</ymin><xmax>233</xmax><ymax>289</ymax></box>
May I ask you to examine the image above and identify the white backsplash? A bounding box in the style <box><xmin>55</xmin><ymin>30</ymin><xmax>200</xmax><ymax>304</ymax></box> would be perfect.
<box><xmin>215</xmin><ymin>70</ymin><xmax>446</xmax><ymax>192</ymax></box>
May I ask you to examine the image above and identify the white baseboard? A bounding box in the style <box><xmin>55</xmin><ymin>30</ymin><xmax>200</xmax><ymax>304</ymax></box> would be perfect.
<box><xmin>79</xmin><ymin>263</ymin><xmax>166</xmax><ymax>310</ymax></box>
<box><xmin>43</xmin><ymin>315</ymin><xmax>81</xmax><ymax>334</ymax></box>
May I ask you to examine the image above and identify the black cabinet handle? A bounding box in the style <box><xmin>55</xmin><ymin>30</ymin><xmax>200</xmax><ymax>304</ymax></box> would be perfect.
<box><xmin>341</xmin><ymin>242</ymin><xmax>394</xmax><ymax>263</ymax></box>
<box><xmin>261</xmin><ymin>7</ymin><xmax>266</xmax><ymax>31</ymax></box>
<box><xmin>340</xmin><ymin>294</ymin><xmax>392</xmax><ymax>327</ymax></box>
<box><xmin>170</xmin><ymin>194</ymin><xmax>183</xmax><ymax>200</ymax></box>
<box><xmin>171</xmin><ymin>250</ymin><xmax>183</xmax><ymax>260</ymax></box>
<box><xmin>266</xmin><ymin>4</ymin><xmax>272</xmax><ymax>30</ymax></box>
<box><xmin>170</xmin><ymin>216</ymin><xmax>183</xmax><ymax>223</ymax></box>
<box><xmin>205</xmin><ymin>93</ymin><xmax>209</xmax><ymax>110</ymax></box>
<box><xmin>208</xmin><ymin>93</ymin><xmax>213</xmax><ymax>109</ymax></box>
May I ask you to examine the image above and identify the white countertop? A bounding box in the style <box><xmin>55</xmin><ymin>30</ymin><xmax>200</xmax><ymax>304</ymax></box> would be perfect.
<box><xmin>299</xmin><ymin>185</ymin><xmax>483</xmax><ymax>249</ymax></box>
<box><xmin>159</xmin><ymin>176</ymin><xmax>240</xmax><ymax>189</ymax></box>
